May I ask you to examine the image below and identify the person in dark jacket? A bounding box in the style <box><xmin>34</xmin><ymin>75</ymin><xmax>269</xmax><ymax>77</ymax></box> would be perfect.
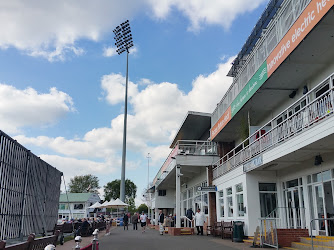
<box><xmin>186</xmin><ymin>208</ymin><xmax>195</xmax><ymax>227</ymax></box>
<box><xmin>123</xmin><ymin>213</ymin><xmax>129</xmax><ymax>230</ymax></box>
<box><xmin>131</xmin><ymin>212</ymin><xmax>139</xmax><ymax>230</ymax></box>
<box><xmin>158</xmin><ymin>210</ymin><xmax>165</xmax><ymax>235</ymax></box>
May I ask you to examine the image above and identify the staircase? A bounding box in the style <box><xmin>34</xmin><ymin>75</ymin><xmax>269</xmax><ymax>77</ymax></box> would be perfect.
<box><xmin>284</xmin><ymin>236</ymin><xmax>334</xmax><ymax>249</ymax></box>
<box><xmin>180</xmin><ymin>228</ymin><xmax>193</xmax><ymax>235</ymax></box>
<box><xmin>244</xmin><ymin>236</ymin><xmax>260</xmax><ymax>246</ymax></box>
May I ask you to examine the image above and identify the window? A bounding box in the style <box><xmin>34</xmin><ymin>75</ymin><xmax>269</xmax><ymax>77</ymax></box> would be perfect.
<box><xmin>74</xmin><ymin>204</ymin><xmax>84</xmax><ymax>210</ymax></box>
<box><xmin>259</xmin><ymin>183</ymin><xmax>277</xmax><ymax>217</ymax></box>
<box><xmin>315</xmin><ymin>84</ymin><xmax>329</xmax><ymax>98</ymax></box>
<box><xmin>59</xmin><ymin>203</ymin><xmax>68</xmax><ymax>210</ymax></box>
<box><xmin>236</xmin><ymin>183</ymin><xmax>244</xmax><ymax>217</ymax></box>
<box><xmin>219</xmin><ymin>191</ymin><xmax>224</xmax><ymax>217</ymax></box>
<box><xmin>227</xmin><ymin>187</ymin><xmax>233</xmax><ymax>217</ymax></box>
<box><xmin>203</xmin><ymin>194</ymin><xmax>208</xmax><ymax>215</ymax></box>
<box><xmin>158</xmin><ymin>190</ymin><xmax>166</xmax><ymax>196</ymax></box>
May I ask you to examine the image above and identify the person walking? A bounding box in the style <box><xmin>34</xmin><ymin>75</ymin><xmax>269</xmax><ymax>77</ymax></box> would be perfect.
<box><xmin>123</xmin><ymin>213</ymin><xmax>129</xmax><ymax>230</ymax></box>
<box><xmin>194</xmin><ymin>208</ymin><xmax>205</xmax><ymax>235</ymax></box>
<box><xmin>131</xmin><ymin>212</ymin><xmax>139</xmax><ymax>230</ymax></box>
<box><xmin>158</xmin><ymin>210</ymin><xmax>165</xmax><ymax>235</ymax></box>
<box><xmin>140</xmin><ymin>211</ymin><xmax>147</xmax><ymax>233</ymax></box>
<box><xmin>186</xmin><ymin>208</ymin><xmax>194</xmax><ymax>227</ymax></box>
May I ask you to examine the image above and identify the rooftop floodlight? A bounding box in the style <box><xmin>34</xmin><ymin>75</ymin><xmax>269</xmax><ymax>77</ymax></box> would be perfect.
<box><xmin>113</xmin><ymin>20</ymin><xmax>134</xmax><ymax>202</ymax></box>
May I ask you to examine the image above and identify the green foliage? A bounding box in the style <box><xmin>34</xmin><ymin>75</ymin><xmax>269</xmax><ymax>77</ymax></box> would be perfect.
<box><xmin>127</xmin><ymin>197</ymin><xmax>136</xmax><ymax>213</ymax></box>
<box><xmin>104</xmin><ymin>179</ymin><xmax>137</xmax><ymax>204</ymax></box>
<box><xmin>68</xmin><ymin>174</ymin><xmax>100</xmax><ymax>194</ymax></box>
<box><xmin>137</xmin><ymin>203</ymin><xmax>148</xmax><ymax>213</ymax></box>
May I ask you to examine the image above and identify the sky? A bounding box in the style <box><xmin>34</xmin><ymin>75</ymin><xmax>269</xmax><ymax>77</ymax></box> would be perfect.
<box><xmin>0</xmin><ymin>0</ymin><xmax>269</xmax><ymax>205</ymax></box>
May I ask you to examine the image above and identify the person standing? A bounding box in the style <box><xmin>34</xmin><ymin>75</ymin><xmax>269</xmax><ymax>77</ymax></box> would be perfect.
<box><xmin>194</xmin><ymin>208</ymin><xmax>205</xmax><ymax>235</ymax></box>
<box><xmin>158</xmin><ymin>210</ymin><xmax>165</xmax><ymax>235</ymax></box>
<box><xmin>123</xmin><ymin>213</ymin><xmax>129</xmax><ymax>230</ymax></box>
<box><xmin>131</xmin><ymin>212</ymin><xmax>139</xmax><ymax>230</ymax></box>
<box><xmin>186</xmin><ymin>208</ymin><xmax>195</xmax><ymax>227</ymax></box>
<box><xmin>140</xmin><ymin>211</ymin><xmax>147</xmax><ymax>233</ymax></box>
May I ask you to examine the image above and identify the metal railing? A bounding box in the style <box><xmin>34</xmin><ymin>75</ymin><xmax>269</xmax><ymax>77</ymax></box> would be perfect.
<box><xmin>213</xmin><ymin>73</ymin><xmax>334</xmax><ymax>179</ymax></box>
<box><xmin>176</xmin><ymin>140</ymin><xmax>218</xmax><ymax>156</ymax></box>
<box><xmin>310</xmin><ymin>218</ymin><xmax>334</xmax><ymax>249</ymax></box>
<box><xmin>263</xmin><ymin>207</ymin><xmax>306</xmax><ymax>229</ymax></box>
<box><xmin>259</xmin><ymin>206</ymin><xmax>305</xmax><ymax>249</ymax></box>
<box><xmin>212</xmin><ymin>0</ymin><xmax>311</xmax><ymax>126</ymax></box>
<box><xmin>154</xmin><ymin>140</ymin><xmax>218</xmax><ymax>186</ymax></box>
<box><xmin>181</xmin><ymin>216</ymin><xmax>193</xmax><ymax>228</ymax></box>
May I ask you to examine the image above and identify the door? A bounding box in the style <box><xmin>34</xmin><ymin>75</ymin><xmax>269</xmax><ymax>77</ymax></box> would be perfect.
<box><xmin>285</xmin><ymin>188</ymin><xmax>304</xmax><ymax>228</ymax></box>
<box><xmin>314</xmin><ymin>184</ymin><xmax>326</xmax><ymax>234</ymax></box>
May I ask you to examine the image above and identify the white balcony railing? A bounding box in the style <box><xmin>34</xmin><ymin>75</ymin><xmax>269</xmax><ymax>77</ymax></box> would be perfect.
<box><xmin>213</xmin><ymin>73</ymin><xmax>334</xmax><ymax>180</ymax></box>
<box><xmin>153</xmin><ymin>140</ymin><xmax>218</xmax><ymax>186</ymax></box>
<box><xmin>212</xmin><ymin>0</ymin><xmax>312</xmax><ymax>126</ymax></box>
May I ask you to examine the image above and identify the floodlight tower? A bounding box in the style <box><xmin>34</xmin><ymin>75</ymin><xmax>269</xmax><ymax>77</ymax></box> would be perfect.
<box><xmin>113</xmin><ymin>20</ymin><xmax>134</xmax><ymax>202</ymax></box>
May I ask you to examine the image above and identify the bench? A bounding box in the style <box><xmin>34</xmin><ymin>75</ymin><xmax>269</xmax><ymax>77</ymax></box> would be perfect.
<box><xmin>51</xmin><ymin>223</ymin><xmax>75</xmax><ymax>245</ymax></box>
<box><xmin>222</xmin><ymin>221</ymin><xmax>233</xmax><ymax>241</ymax></box>
<box><xmin>207</xmin><ymin>222</ymin><xmax>222</xmax><ymax>236</ymax></box>
<box><xmin>0</xmin><ymin>231</ymin><xmax>59</xmax><ymax>250</ymax></box>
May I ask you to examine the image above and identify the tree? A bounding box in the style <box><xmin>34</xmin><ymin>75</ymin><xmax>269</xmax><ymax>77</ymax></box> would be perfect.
<box><xmin>137</xmin><ymin>203</ymin><xmax>148</xmax><ymax>213</ymax></box>
<box><xmin>104</xmin><ymin>179</ymin><xmax>137</xmax><ymax>204</ymax></box>
<box><xmin>68</xmin><ymin>174</ymin><xmax>100</xmax><ymax>194</ymax></box>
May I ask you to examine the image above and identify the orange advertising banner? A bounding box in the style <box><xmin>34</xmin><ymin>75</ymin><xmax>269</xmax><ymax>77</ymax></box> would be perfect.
<box><xmin>210</xmin><ymin>106</ymin><xmax>231</xmax><ymax>140</ymax></box>
<box><xmin>267</xmin><ymin>0</ymin><xmax>334</xmax><ymax>77</ymax></box>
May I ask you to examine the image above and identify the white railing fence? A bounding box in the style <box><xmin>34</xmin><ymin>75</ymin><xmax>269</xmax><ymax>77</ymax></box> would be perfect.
<box><xmin>213</xmin><ymin>73</ymin><xmax>334</xmax><ymax>179</ymax></box>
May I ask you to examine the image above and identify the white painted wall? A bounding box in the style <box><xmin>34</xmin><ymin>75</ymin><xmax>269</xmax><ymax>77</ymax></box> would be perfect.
<box><xmin>245</xmin><ymin>170</ymin><xmax>277</xmax><ymax>236</ymax></box>
<box><xmin>154</xmin><ymin>188</ymin><xmax>176</xmax><ymax>209</ymax></box>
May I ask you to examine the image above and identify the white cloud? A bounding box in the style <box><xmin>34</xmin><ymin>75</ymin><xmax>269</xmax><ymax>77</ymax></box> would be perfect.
<box><xmin>13</xmin><ymin>58</ymin><xmax>234</xmax><ymax>197</ymax></box>
<box><xmin>40</xmin><ymin>154</ymin><xmax>115</xmax><ymax>177</ymax></box>
<box><xmin>0</xmin><ymin>0</ymin><xmax>141</xmax><ymax>61</ymax></box>
<box><xmin>146</xmin><ymin>0</ymin><xmax>267</xmax><ymax>31</ymax></box>
<box><xmin>138</xmin><ymin>78</ymin><xmax>155</xmax><ymax>86</ymax></box>
<box><xmin>103</xmin><ymin>46</ymin><xmax>118</xmax><ymax>57</ymax></box>
<box><xmin>0</xmin><ymin>1</ymin><xmax>265</xmax><ymax>60</ymax></box>
<box><xmin>0</xmin><ymin>84</ymin><xmax>75</xmax><ymax>133</ymax></box>
<box><xmin>103</xmin><ymin>45</ymin><xmax>138</xmax><ymax>58</ymax></box>
<box><xmin>101</xmin><ymin>73</ymin><xmax>139</xmax><ymax>105</ymax></box>
<box><xmin>15</xmin><ymin>57</ymin><xmax>233</xmax><ymax>160</ymax></box>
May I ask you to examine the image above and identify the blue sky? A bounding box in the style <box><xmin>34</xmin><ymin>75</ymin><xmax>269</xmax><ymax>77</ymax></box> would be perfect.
<box><xmin>0</xmin><ymin>0</ymin><xmax>268</xmax><ymax>204</ymax></box>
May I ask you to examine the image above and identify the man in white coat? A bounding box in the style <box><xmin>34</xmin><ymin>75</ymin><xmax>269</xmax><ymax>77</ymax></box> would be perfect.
<box><xmin>194</xmin><ymin>208</ymin><xmax>205</xmax><ymax>235</ymax></box>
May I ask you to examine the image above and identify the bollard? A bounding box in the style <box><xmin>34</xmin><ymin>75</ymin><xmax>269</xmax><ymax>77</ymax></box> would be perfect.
<box><xmin>92</xmin><ymin>229</ymin><xmax>99</xmax><ymax>250</ymax></box>
<box><xmin>44</xmin><ymin>244</ymin><xmax>55</xmax><ymax>250</ymax></box>
<box><xmin>73</xmin><ymin>236</ymin><xmax>82</xmax><ymax>250</ymax></box>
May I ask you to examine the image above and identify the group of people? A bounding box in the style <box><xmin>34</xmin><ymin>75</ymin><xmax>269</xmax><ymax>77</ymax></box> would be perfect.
<box><xmin>123</xmin><ymin>211</ymin><xmax>148</xmax><ymax>233</ymax></box>
<box><xmin>157</xmin><ymin>208</ymin><xmax>205</xmax><ymax>235</ymax></box>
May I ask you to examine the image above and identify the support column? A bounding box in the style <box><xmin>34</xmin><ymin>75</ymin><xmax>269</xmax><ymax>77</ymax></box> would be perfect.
<box><xmin>176</xmin><ymin>165</ymin><xmax>181</xmax><ymax>228</ymax></box>
<box><xmin>148</xmin><ymin>197</ymin><xmax>151</xmax><ymax>219</ymax></box>
<box><xmin>207</xmin><ymin>165</ymin><xmax>217</xmax><ymax>227</ymax></box>
<box><xmin>155</xmin><ymin>208</ymin><xmax>159</xmax><ymax>225</ymax></box>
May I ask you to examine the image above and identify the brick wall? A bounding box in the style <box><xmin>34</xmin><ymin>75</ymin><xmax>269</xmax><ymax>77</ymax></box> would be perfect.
<box><xmin>277</xmin><ymin>229</ymin><xmax>309</xmax><ymax>247</ymax></box>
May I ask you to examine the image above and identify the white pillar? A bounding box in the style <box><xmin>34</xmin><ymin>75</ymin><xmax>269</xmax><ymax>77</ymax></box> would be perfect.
<box><xmin>176</xmin><ymin>165</ymin><xmax>181</xmax><ymax>228</ymax></box>
<box><xmin>155</xmin><ymin>208</ymin><xmax>159</xmax><ymax>225</ymax></box>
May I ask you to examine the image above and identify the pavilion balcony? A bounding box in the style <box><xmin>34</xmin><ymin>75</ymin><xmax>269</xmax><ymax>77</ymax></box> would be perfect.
<box><xmin>213</xmin><ymin>72</ymin><xmax>334</xmax><ymax>180</ymax></box>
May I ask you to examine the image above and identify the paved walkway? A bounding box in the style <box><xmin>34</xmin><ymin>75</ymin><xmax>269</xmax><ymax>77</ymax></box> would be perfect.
<box><xmin>98</xmin><ymin>226</ymin><xmax>252</xmax><ymax>250</ymax></box>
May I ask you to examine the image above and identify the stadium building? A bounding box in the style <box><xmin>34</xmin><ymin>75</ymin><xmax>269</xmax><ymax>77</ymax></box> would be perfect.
<box><xmin>150</xmin><ymin>0</ymin><xmax>334</xmax><ymax>242</ymax></box>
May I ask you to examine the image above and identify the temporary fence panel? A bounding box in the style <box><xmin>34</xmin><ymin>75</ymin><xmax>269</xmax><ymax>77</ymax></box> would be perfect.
<box><xmin>0</xmin><ymin>130</ymin><xmax>62</xmax><ymax>240</ymax></box>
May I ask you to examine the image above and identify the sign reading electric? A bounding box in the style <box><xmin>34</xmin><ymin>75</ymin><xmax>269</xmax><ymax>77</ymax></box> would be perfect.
<box><xmin>211</xmin><ymin>0</ymin><xmax>333</xmax><ymax>140</ymax></box>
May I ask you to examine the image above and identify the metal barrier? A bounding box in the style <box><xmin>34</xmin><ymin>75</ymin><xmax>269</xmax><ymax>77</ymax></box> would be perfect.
<box><xmin>0</xmin><ymin>130</ymin><xmax>62</xmax><ymax>240</ymax></box>
<box><xmin>259</xmin><ymin>218</ymin><xmax>279</xmax><ymax>249</ymax></box>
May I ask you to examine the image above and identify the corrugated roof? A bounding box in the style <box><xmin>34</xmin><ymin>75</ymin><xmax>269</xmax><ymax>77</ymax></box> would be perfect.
<box><xmin>59</xmin><ymin>193</ymin><xmax>99</xmax><ymax>202</ymax></box>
